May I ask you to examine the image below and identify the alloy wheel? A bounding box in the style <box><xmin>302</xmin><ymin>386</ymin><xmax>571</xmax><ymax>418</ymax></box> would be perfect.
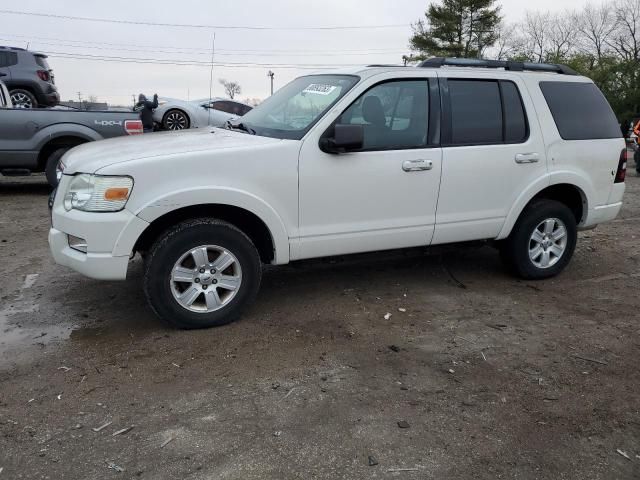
<box><xmin>165</xmin><ymin>111</ymin><xmax>188</xmax><ymax>130</ymax></box>
<box><xmin>11</xmin><ymin>92</ymin><xmax>34</xmax><ymax>108</ymax></box>
<box><xmin>528</xmin><ymin>218</ymin><xmax>568</xmax><ymax>269</ymax></box>
<box><xmin>170</xmin><ymin>245</ymin><xmax>242</xmax><ymax>313</ymax></box>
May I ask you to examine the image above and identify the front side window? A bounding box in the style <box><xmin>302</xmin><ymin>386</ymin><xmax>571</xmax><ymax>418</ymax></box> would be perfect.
<box><xmin>337</xmin><ymin>80</ymin><xmax>429</xmax><ymax>150</ymax></box>
<box><xmin>238</xmin><ymin>75</ymin><xmax>359</xmax><ymax>140</ymax></box>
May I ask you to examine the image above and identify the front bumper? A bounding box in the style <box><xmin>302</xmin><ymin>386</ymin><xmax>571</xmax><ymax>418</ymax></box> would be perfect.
<box><xmin>49</xmin><ymin>228</ymin><xmax>131</xmax><ymax>280</ymax></box>
<box><xmin>48</xmin><ymin>176</ymin><xmax>149</xmax><ymax>280</ymax></box>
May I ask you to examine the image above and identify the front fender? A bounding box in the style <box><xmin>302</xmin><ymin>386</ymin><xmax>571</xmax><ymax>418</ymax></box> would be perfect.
<box><xmin>497</xmin><ymin>171</ymin><xmax>592</xmax><ymax>239</ymax></box>
<box><xmin>134</xmin><ymin>187</ymin><xmax>290</xmax><ymax>264</ymax></box>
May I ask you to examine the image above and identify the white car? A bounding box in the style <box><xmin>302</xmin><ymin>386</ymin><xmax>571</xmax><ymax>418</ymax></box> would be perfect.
<box><xmin>153</xmin><ymin>97</ymin><xmax>253</xmax><ymax>131</ymax></box>
<box><xmin>0</xmin><ymin>78</ymin><xmax>12</xmax><ymax>108</ymax></box>
<box><xmin>50</xmin><ymin>59</ymin><xmax>626</xmax><ymax>329</ymax></box>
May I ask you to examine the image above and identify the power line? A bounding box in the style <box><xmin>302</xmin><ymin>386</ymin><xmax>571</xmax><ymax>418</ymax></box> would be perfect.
<box><xmin>0</xmin><ymin>9</ymin><xmax>411</xmax><ymax>31</ymax></box>
<box><xmin>1</xmin><ymin>32</ymin><xmax>409</xmax><ymax>54</ymax></box>
<box><xmin>0</xmin><ymin>37</ymin><xmax>407</xmax><ymax>58</ymax></box>
<box><xmin>47</xmin><ymin>51</ymin><xmax>370</xmax><ymax>69</ymax></box>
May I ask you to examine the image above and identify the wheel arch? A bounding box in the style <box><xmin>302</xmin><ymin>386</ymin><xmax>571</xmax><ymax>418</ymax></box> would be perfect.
<box><xmin>134</xmin><ymin>200</ymin><xmax>288</xmax><ymax>265</ymax></box>
<box><xmin>498</xmin><ymin>178</ymin><xmax>589</xmax><ymax>240</ymax></box>
<box><xmin>36</xmin><ymin>135</ymin><xmax>92</xmax><ymax>170</ymax></box>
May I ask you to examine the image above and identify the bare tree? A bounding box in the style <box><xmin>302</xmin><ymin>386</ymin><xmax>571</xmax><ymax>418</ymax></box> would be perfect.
<box><xmin>521</xmin><ymin>11</ymin><xmax>553</xmax><ymax>62</ymax></box>
<box><xmin>577</xmin><ymin>2</ymin><xmax>617</xmax><ymax>60</ymax></box>
<box><xmin>547</xmin><ymin>12</ymin><xmax>580</xmax><ymax>61</ymax></box>
<box><xmin>219</xmin><ymin>79</ymin><xmax>242</xmax><ymax>99</ymax></box>
<box><xmin>609</xmin><ymin>0</ymin><xmax>640</xmax><ymax>60</ymax></box>
<box><xmin>489</xmin><ymin>23</ymin><xmax>523</xmax><ymax>60</ymax></box>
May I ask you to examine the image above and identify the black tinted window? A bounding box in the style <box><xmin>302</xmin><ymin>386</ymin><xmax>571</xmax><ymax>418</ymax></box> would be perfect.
<box><xmin>449</xmin><ymin>80</ymin><xmax>502</xmax><ymax>145</ymax></box>
<box><xmin>501</xmin><ymin>81</ymin><xmax>528</xmax><ymax>143</ymax></box>
<box><xmin>540</xmin><ymin>82</ymin><xmax>621</xmax><ymax>140</ymax></box>
<box><xmin>339</xmin><ymin>80</ymin><xmax>429</xmax><ymax>150</ymax></box>
<box><xmin>0</xmin><ymin>52</ymin><xmax>18</xmax><ymax>67</ymax></box>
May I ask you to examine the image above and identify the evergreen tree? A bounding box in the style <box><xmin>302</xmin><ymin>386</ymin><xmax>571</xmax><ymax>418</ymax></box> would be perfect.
<box><xmin>410</xmin><ymin>0</ymin><xmax>502</xmax><ymax>59</ymax></box>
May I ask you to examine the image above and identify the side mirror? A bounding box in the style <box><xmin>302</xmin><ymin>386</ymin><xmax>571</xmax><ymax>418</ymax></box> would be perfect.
<box><xmin>320</xmin><ymin>124</ymin><xmax>364</xmax><ymax>153</ymax></box>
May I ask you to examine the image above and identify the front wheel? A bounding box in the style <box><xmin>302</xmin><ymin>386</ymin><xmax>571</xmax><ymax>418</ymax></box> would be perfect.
<box><xmin>500</xmin><ymin>199</ymin><xmax>577</xmax><ymax>279</ymax></box>
<box><xmin>143</xmin><ymin>219</ymin><xmax>262</xmax><ymax>329</ymax></box>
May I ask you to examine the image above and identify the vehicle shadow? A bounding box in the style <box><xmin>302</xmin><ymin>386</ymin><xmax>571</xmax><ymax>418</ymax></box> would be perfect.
<box><xmin>0</xmin><ymin>177</ymin><xmax>51</xmax><ymax>195</ymax></box>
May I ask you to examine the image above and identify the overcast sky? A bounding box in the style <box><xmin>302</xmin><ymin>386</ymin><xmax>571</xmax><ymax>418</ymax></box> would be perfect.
<box><xmin>1</xmin><ymin>0</ymin><xmax>596</xmax><ymax>105</ymax></box>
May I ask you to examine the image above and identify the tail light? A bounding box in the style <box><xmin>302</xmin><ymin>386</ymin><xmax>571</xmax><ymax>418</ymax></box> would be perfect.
<box><xmin>37</xmin><ymin>70</ymin><xmax>51</xmax><ymax>82</ymax></box>
<box><xmin>124</xmin><ymin>120</ymin><xmax>144</xmax><ymax>135</ymax></box>
<box><xmin>615</xmin><ymin>148</ymin><xmax>628</xmax><ymax>183</ymax></box>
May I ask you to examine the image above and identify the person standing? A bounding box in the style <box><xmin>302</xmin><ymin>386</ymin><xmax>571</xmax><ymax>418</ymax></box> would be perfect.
<box><xmin>134</xmin><ymin>93</ymin><xmax>158</xmax><ymax>133</ymax></box>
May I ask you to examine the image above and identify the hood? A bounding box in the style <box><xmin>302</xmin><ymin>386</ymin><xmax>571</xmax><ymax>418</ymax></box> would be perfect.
<box><xmin>62</xmin><ymin>128</ymin><xmax>283</xmax><ymax>174</ymax></box>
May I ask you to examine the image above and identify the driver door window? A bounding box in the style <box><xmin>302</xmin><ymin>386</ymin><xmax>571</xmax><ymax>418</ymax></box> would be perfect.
<box><xmin>338</xmin><ymin>80</ymin><xmax>429</xmax><ymax>150</ymax></box>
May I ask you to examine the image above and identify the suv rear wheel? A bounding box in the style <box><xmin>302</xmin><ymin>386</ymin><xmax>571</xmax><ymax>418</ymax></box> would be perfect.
<box><xmin>143</xmin><ymin>219</ymin><xmax>262</xmax><ymax>329</ymax></box>
<box><xmin>10</xmin><ymin>89</ymin><xmax>38</xmax><ymax>108</ymax></box>
<box><xmin>501</xmin><ymin>199</ymin><xmax>577</xmax><ymax>279</ymax></box>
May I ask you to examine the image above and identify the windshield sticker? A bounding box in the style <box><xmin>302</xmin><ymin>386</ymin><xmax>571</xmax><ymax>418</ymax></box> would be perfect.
<box><xmin>303</xmin><ymin>84</ymin><xmax>338</xmax><ymax>95</ymax></box>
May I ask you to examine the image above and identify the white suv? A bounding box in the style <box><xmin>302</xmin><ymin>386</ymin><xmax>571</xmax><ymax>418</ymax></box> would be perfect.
<box><xmin>49</xmin><ymin>58</ymin><xmax>627</xmax><ymax>329</ymax></box>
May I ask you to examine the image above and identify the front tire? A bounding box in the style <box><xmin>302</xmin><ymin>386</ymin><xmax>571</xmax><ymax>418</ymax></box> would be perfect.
<box><xmin>501</xmin><ymin>199</ymin><xmax>577</xmax><ymax>280</ymax></box>
<box><xmin>143</xmin><ymin>219</ymin><xmax>262</xmax><ymax>329</ymax></box>
<box><xmin>162</xmin><ymin>109</ymin><xmax>190</xmax><ymax>130</ymax></box>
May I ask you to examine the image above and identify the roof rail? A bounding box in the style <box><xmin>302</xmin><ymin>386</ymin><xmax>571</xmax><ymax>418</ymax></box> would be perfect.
<box><xmin>418</xmin><ymin>57</ymin><xmax>578</xmax><ymax>76</ymax></box>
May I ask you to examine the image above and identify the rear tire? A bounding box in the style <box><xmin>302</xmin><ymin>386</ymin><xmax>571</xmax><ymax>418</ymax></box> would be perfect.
<box><xmin>501</xmin><ymin>199</ymin><xmax>577</xmax><ymax>279</ymax></box>
<box><xmin>143</xmin><ymin>219</ymin><xmax>262</xmax><ymax>329</ymax></box>
<box><xmin>45</xmin><ymin>148</ymin><xmax>70</xmax><ymax>187</ymax></box>
<box><xmin>10</xmin><ymin>89</ymin><xmax>38</xmax><ymax>108</ymax></box>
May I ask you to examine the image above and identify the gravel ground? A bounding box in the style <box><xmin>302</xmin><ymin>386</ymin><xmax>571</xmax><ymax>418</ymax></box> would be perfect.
<box><xmin>0</xmin><ymin>173</ymin><xmax>639</xmax><ymax>479</ymax></box>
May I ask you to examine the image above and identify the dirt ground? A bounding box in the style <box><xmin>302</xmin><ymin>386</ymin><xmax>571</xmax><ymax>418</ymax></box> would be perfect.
<box><xmin>0</xmin><ymin>173</ymin><xmax>639</xmax><ymax>480</ymax></box>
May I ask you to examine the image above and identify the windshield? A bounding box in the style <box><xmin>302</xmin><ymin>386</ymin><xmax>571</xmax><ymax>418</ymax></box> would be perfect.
<box><xmin>238</xmin><ymin>74</ymin><xmax>359</xmax><ymax>140</ymax></box>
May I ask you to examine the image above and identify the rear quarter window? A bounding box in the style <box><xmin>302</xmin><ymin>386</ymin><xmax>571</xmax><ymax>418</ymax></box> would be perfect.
<box><xmin>34</xmin><ymin>55</ymin><xmax>50</xmax><ymax>69</ymax></box>
<box><xmin>539</xmin><ymin>81</ymin><xmax>621</xmax><ymax>140</ymax></box>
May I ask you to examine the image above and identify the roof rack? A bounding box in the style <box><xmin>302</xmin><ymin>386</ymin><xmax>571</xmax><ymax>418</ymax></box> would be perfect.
<box><xmin>418</xmin><ymin>57</ymin><xmax>578</xmax><ymax>76</ymax></box>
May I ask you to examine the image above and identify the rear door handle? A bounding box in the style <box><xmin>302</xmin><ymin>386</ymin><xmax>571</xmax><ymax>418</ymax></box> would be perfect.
<box><xmin>515</xmin><ymin>153</ymin><xmax>540</xmax><ymax>164</ymax></box>
<box><xmin>402</xmin><ymin>159</ymin><xmax>433</xmax><ymax>172</ymax></box>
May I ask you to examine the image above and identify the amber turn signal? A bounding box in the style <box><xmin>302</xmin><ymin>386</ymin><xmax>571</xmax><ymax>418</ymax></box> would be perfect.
<box><xmin>104</xmin><ymin>187</ymin><xmax>130</xmax><ymax>201</ymax></box>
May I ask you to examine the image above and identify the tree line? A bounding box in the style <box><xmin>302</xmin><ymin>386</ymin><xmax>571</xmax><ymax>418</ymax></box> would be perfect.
<box><xmin>408</xmin><ymin>0</ymin><xmax>640</xmax><ymax>122</ymax></box>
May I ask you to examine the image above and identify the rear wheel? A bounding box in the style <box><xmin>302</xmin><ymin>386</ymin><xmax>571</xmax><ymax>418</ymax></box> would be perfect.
<box><xmin>143</xmin><ymin>219</ymin><xmax>262</xmax><ymax>329</ymax></box>
<box><xmin>44</xmin><ymin>148</ymin><xmax>71</xmax><ymax>187</ymax></box>
<box><xmin>501</xmin><ymin>199</ymin><xmax>577</xmax><ymax>279</ymax></box>
<box><xmin>10</xmin><ymin>89</ymin><xmax>38</xmax><ymax>108</ymax></box>
<box><xmin>162</xmin><ymin>109</ymin><xmax>190</xmax><ymax>130</ymax></box>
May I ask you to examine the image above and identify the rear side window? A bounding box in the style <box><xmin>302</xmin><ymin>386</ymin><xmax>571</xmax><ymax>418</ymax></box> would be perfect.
<box><xmin>540</xmin><ymin>82</ymin><xmax>621</xmax><ymax>140</ymax></box>
<box><xmin>34</xmin><ymin>55</ymin><xmax>50</xmax><ymax>69</ymax></box>
<box><xmin>502</xmin><ymin>82</ymin><xmax>527</xmax><ymax>143</ymax></box>
<box><xmin>447</xmin><ymin>79</ymin><xmax>528</xmax><ymax>146</ymax></box>
<box><xmin>0</xmin><ymin>51</ymin><xmax>18</xmax><ymax>68</ymax></box>
<box><xmin>449</xmin><ymin>80</ymin><xmax>502</xmax><ymax>145</ymax></box>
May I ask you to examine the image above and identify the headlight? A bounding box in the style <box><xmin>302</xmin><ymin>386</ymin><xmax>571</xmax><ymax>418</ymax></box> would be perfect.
<box><xmin>64</xmin><ymin>174</ymin><xmax>133</xmax><ymax>212</ymax></box>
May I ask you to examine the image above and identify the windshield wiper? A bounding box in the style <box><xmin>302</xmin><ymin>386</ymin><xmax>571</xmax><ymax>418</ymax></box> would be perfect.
<box><xmin>225</xmin><ymin>120</ymin><xmax>256</xmax><ymax>135</ymax></box>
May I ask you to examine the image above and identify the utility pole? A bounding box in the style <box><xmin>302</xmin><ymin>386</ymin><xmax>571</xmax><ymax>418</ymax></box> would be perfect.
<box><xmin>267</xmin><ymin>70</ymin><xmax>275</xmax><ymax>96</ymax></box>
<box><xmin>77</xmin><ymin>92</ymin><xmax>82</xmax><ymax>103</ymax></box>
<box><xmin>132</xmin><ymin>94</ymin><xmax>136</xmax><ymax>106</ymax></box>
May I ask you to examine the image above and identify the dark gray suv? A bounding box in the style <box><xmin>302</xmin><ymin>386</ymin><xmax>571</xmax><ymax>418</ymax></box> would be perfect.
<box><xmin>0</xmin><ymin>46</ymin><xmax>60</xmax><ymax>108</ymax></box>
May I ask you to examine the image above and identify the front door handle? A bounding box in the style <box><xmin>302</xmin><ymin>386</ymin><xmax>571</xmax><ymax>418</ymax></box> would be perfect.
<box><xmin>402</xmin><ymin>159</ymin><xmax>433</xmax><ymax>172</ymax></box>
<box><xmin>515</xmin><ymin>153</ymin><xmax>540</xmax><ymax>164</ymax></box>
